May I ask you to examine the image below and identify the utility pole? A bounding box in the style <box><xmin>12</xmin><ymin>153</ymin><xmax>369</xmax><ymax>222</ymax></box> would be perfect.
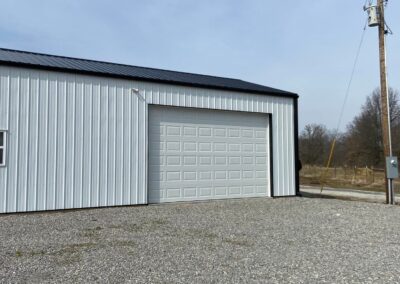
<box><xmin>377</xmin><ymin>0</ymin><xmax>394</xmax><ymax>204</ymax></box>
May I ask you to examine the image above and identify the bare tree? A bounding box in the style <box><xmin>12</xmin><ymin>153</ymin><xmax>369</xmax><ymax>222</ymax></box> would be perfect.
<box><xmin>298</xmin><ymin>88</ymin><xmax>400</xmax><ymax>168</ymax></box>
<box><xmin>299</xmin><ymin>124</ymin><xmax>329</xmax><ymax>165</ymax></box>
<box><xmin>345</xmin><ymin>88</ymin><xmax>400</xmax><ymax>167</ymax></box>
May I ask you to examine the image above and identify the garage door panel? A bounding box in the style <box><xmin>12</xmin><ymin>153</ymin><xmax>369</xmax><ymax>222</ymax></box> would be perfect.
<box><xmin>158</xmin><ymin>180</ymin><xmax>268</xmax><ymax>187</ymax></box>
<box><xmin>157</xmin><ymin>187</ymin><xmax>266</xmax><ymax>199</ymax></box>
<box><xmin>153</xmin><ymin>110</ymin><xmax>266</xmax><ymax>127</ymax></box>
<box><xmin>154</xmin><ymin>165</ymin><xmax>265</xmax><ymax>173</ymax></box>
<box><xmin>148</xmin><ymin>105</ymin><xmax>270</xmax><ymax>203</ymax></box>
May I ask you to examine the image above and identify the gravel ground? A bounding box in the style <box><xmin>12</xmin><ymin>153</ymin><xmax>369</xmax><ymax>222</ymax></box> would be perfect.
<box><xmin>1</xmin><ymin>197</ymin><xmax>400</xmax><ymax>283</ymax></box>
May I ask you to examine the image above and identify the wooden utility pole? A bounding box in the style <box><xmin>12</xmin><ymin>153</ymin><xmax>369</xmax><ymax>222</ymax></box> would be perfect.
<box><xmin>377</xmin><ymin>0</ymin><xmax>394</xmax><ymax>204</ymax></box>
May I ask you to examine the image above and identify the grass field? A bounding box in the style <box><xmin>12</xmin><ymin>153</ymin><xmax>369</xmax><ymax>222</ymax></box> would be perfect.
<box><xmin>300</xmin><ymin>165</ymin><xmax>400</xmax><ymax>192</ymax></box>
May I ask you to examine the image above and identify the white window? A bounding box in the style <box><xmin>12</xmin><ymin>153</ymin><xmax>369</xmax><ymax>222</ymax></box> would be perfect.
<box><xmin>0</xmin><ymin>131</ymin><xmax>6</xmax><ymax>166</ymax></box>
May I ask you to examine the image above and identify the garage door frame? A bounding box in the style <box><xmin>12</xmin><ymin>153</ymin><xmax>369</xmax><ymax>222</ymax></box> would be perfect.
<box><xmin>146</xmin><ymin>104</ymin><xmax>274</xmax><ymax>203</ymax></box>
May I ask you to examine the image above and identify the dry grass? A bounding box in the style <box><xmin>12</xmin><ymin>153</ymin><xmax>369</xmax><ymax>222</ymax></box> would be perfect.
<box><xmin>300</xmin><ymin>165</ymin><xmax>400</xmax><ymax>192</ymax></box>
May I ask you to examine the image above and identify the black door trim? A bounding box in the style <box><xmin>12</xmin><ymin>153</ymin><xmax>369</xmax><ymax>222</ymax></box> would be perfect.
<box><xmin>268</xmin><ymin>113</ymin><xmax>274</xmax><ymax>198</ymax></box>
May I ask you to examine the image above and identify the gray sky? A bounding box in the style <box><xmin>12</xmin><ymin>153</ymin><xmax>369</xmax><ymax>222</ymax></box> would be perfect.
<box><xmin>1</xmin><ymin>0</ymin><xmax>399</xmax><ymax>132</ymax></box>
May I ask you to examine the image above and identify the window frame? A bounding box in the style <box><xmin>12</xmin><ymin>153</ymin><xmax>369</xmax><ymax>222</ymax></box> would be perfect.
<box><xmin>0</xmin><ymin>131</ymin><xmax>6</xmax><ymax>167</ymax></box>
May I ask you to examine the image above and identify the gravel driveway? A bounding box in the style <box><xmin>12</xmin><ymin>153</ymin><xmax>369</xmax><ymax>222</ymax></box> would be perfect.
<box><xmin>1</xmin><ymin>197</ymin><xmax>400</xmax><ymax>283</ymax></box>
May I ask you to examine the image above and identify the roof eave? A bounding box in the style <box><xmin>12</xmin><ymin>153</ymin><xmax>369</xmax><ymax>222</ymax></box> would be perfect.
<box><xmin>0</xmin><ymin>60</ymin><xmax>299</xmax><ymax>98</ymax></box>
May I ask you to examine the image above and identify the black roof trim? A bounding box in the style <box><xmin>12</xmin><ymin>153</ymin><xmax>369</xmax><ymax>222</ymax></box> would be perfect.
<box><xmin>0</xmin><ymin>48</ymin><xmax>298</xmax><ymax>98</ymax></box>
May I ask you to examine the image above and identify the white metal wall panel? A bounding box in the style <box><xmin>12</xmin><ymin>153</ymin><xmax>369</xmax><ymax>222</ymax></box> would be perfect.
<box><xmin>148</xmin><ymin>105</ymin><xmax>270</xmax><ymax>203</ymax></box>
<box><xmin>0</xmin><ymin>66</ymin><xmax>296</xmax><ymax>213</ymax></box>
<box><xmin>0</xmin><ymin>67</ymin><xmax>146</xmax><ymax>213</ymax></box>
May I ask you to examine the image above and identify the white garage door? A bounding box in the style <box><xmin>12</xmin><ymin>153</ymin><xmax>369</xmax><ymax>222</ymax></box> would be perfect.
<box><xmin>148</xmin><ymin>105</ymin><xmax>270</xmax><ymax>203</ymax></box>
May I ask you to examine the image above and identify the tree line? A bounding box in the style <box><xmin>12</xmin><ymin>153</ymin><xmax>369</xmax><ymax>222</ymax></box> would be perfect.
<box><xmin>299</xmin><ymin>88</ymin><xmax>400</xmax><ymax>168</ymax></box>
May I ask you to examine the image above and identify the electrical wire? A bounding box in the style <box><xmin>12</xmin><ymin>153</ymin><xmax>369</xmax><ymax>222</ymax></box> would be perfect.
<box><xmin>335</xmin><ymin>19</ymin><xmax>368</xmax><ymax>134</ymax></box>
<box><xmin>320</xmin><ymin>19</ymin><xmax>368</xmax><ymax>192</ymax></box>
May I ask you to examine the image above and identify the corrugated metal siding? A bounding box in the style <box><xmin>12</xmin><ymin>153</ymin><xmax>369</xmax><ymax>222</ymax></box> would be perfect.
<box><xmin>0</xmin><ymin>66</ymin><xmax>295</xmax><ymax>213</ymax></box>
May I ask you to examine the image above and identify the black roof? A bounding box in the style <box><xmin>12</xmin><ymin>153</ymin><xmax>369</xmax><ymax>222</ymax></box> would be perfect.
<box><xmin>0</xmin><ymin>48</ymin><xmax>297</xmax><ymax>98</ymax></box>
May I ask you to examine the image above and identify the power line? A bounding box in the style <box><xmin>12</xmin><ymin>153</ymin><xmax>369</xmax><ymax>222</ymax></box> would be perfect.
<box><xmin>334</xmin><ymin>19</ymin><xmax>368</xmax><ymax>136</ymax></box>
<box><xmin>320</xmin><ymin>20</ymin><xmax>368</xmax><ymax>192</ymax></box>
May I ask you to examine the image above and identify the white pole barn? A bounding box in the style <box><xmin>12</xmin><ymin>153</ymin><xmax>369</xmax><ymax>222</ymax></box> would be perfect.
<box><xmin>0</xmin><ymin>48</ymin><xmax>299</xmax><ymax>213</ymax></box>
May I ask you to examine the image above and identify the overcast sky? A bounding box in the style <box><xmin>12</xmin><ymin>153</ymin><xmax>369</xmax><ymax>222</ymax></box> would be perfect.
<box><xmin>1</xmin><ymin>0</ymin><xmax>399</xmax><ymax>132</ymax></box>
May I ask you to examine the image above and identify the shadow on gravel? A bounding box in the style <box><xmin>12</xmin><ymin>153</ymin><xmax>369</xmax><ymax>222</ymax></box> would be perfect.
<box><xmin>299</xmin><ymin>191</ymin><xmax>388</xmax><ymax>205</ymax></box>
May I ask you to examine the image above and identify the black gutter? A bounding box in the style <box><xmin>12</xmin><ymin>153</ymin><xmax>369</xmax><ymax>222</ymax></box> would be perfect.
<box><xmin>0</xmin><ymin>60</ymin><xmax>299</xmax><ymax>99</ymax></box>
